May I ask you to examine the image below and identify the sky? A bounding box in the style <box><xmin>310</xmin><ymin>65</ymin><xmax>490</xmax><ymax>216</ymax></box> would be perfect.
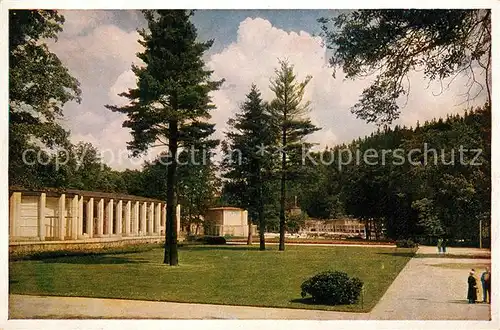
<box><xmin>47</xmin><ymin>9</ymin><xmax>487</xmax><ymax>170</ymax></box>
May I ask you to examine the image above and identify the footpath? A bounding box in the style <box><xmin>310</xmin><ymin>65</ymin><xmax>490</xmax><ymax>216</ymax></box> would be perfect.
<box><xmin>368</xmin><ymin>245</ymin><xmax>491</xmax><ymax>320</ymax></box>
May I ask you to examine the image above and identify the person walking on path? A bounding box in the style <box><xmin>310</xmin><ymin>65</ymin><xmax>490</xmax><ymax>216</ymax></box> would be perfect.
<box><xmin>481</xmin><ymin>267</ymin><xmax>491</xmax><ymax>303</ymax></box>
<box><xmin>437</xmin><ymin>238</ymin><xmax>443</xmax><ymax>254</ymax></box>
<box><xmin>468</xmin><ymin>270</ymin><xmax>478</xmax><ymax>303</ymax></box>
<box><xmin>442</xmin><ymin>238</ymin><xmax>447</xmax><ymax>254</ymax></box>
<box><xmin>473</xmin><ymin>269</ymin><xmax>481</xmax><ymax>301</ymax></box>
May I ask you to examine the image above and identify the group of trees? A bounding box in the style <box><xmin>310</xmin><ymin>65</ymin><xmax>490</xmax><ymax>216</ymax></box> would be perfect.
<box><xmin>221</xmin><ymin>61</ymin><xmax>319</xmax><ymax>251</ymax></box>
<box><xmin>319</xmin><ymin>9</ymin><xmax>491</xmax><ymax>123</ymax></box>
<box><xmin>9</xmin><ymin>10</ymin><xmax>81</xmax><ymax>188</ymax></box>
<box><xmin>9</xmin><ymin>9</ymin><xmax>491</xmax><ymax>265</ymax></box>
<box><xmin>220</xmin><ymin>9</ymin><xmax>492</xmax><ymax>249</ymax></box>
<box><xmin>296</xmin><ymin>105</ymin><xmax>490</xmax><ymax>246</ymax></box>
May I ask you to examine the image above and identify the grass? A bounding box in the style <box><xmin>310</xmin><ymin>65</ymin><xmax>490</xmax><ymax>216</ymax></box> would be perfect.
<box><xmin>227</xmin><ymin>237</ymin><xmax>395</xmax><ymax>245</ymax></box>
<box><xmin>9</xmin><ymin>245</ymin><xmax>414</xmax><ymax>312</ymax></box>
<box><xmin>9</xmin><ymin>244</ymin><xmax>160</xmax><ymax>261</ymax></box>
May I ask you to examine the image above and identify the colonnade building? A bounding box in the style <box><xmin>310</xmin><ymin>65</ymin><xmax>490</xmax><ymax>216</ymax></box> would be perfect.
<box><xmin>9</xmin><ymin>187</ymin><xmax>180</xmax><ymax>243</ymax></box>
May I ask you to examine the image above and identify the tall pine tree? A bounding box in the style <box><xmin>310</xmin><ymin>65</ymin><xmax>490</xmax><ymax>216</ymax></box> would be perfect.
<box><xmin>222</xmin><ymin>85</ymin><xmax>277</xmax><ymax>250</ymax></box>
<box><xmin>269</xmin><ymin>60</ymin><xmax>320</xmax><ymax>251</ymax></box>
<box><xmin>106</xmin><ymin>10</ymin><xmax>222</xmax><ymax>265</ymax></box>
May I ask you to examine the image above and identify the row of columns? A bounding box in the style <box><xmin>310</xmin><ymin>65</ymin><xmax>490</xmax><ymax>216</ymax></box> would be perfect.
<box><xmin>9</xmin><ymin>191</ymin><xmax>181</xmax><ymax>241</ymax></box>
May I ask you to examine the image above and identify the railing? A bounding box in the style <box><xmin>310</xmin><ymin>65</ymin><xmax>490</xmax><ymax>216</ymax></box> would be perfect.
<box><xmin>205</xmin><ymin>224</ymin><xmax>257</xmax><ymax>236</ymax></box>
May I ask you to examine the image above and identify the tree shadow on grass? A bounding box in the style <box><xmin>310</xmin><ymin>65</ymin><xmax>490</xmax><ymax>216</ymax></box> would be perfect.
<box><xmin>290</xmin><ymin>297</ymin><xmax>325</xmax><ymax>306</ymax></box>
<box><xmin>11</xmin><ymin>247</ymin><xmax>158</xmax><ymax>262</ymax></box>
<box><xmin>289</xmin><ymin>297</ymin><xmax>354</xmax><ymax>308</ymax></box>
<box><xmin>40</xmin><ymin>256</ymin><xmax>150</xmax><ymax>264</ymax></box>
<box><xmin>375</xmin><ymin>252</ymin><xmax>416</xmax><ymax>258</ymax></box>
<box><xmin>181</xmin><ymin>245</ymin><xmax>264</xmax><ymax>252</ymax></box>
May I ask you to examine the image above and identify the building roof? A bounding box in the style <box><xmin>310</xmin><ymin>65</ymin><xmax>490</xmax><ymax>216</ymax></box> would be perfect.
<box><xmin>207</xmin><ymin>206</ymin><xmax>244</xmax><ymax>211</ymax></box>
<box><xmin>9</xmin><ymin>186</ymin><xmax>164</xmax><ymax>203</ymax></box>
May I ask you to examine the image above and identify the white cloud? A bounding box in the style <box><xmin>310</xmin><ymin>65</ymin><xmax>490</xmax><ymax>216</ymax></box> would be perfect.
<box><xmin>70</xmin><ymin>132</ymin><xmax>101</xmax><ymax>149</ymax></box>
<box><xmin>109</xmin><ymin>70</ymin><xmax>137</xmax><ymax>106</ymax></box>
<box><xmin>310</xmin><ymin>129</ymin><xmax>338</xmax><ymax>150</ymax></box>
<box><xmin>70</xmin><ymin>115</ymin><xmax>165</xmax><ymax>171</ymax></box>
<box><xmin>207</xmin><ymin>17</ymin><xmax>372</xmax><ymax>152</ymax></box>
<box><xmin>208</xmin><ymin>17</ymin><xmax>487</xmax><ymax>157</ymax></box>
<box><xmin>394</xmin><ymin>71</ymin><xmax>486</xmax><ymax>128</ymax></box>
<box><xmin>48</xmin><ymin>23</ymin><xmax>143</xmax><ymax>83</ymax></box>
<box><xmin>47</xmin><ymin>11</ymin><xmax>146</xmax><ymax>170</ymax></box>
<box><xmin>71</xmin><ymin>110</ymin><xmax>103</xmax><ymax>128</ymax></box>
<box><xmin>58</xmin><ymin>10</ymin><xmax>112</xmax><ymax>36</ymax></box>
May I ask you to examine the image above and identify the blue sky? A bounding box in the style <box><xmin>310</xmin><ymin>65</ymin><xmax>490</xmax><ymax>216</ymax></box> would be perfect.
<box><xmin>192</xmin><ymin>10</ymin><xmax>336</xmax><ymax>54</ymax></box>
<box><xmin>81</xmin><ymin>10</ymin><xmax>336</xmax><ymax>53</ymax></box>
<box><xmin>46</xmin><ymin>10</ymin><xmax>486</xmax><ymax>170</ymax></box>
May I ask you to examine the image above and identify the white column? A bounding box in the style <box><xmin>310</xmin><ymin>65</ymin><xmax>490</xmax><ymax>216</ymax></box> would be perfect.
<box><xmin>9</xmin><ymin>192</ymin><xmax>22</xmax><ymax>238</ymax></box>
<box><xmin>133</xmin><ymin>201</ymin><xmax>140</xmax><ymax>235</ymax></box>
<box><xmin>78</xmin><ymin>196</ymin><xmax>84</xmax><ymax>238</ymax></box>
<box><xmin>220</xmin><ymin>210</ymin><xmax>225</xmax><ymax>236</ymax></box>
<box><xmin>97</xmin><ymin>198</ymin><xmax>104</xmax><ymax>237</ymax></box>
<box><xmin>106</xmin><ymin>199</ymin><xmax>114</xmax><ymax>235</ymax></box>
<box><xmin>243</xmin><ymin>210</ymin><xmax>249</xmax><ymax>237</ymax></box>
<box><xmin>86</xmin><ymin>198</ymin><xmax>94</xmax><ymax>238</ymax></box>
<box><xmin>161</xmin><ymin>203</ymin><xmax>166</xmax><ymax>234</ymax></box>
<box><xmin>176</xmin><ymin>204</ymin><xmax>181</xmax><ymax>236</ymax></box>
<box><xmin>116</xmin><ymin>200</ymin><xmax>123</xmax><ymax>236</ymax></box>
<box><xmin>71</xmin><ymin>195</ymin><xmax>78</xmax><ymax>240</ymax></box>
<box><xmin>124</xmin><ymin>201</ymin><xmax>131</xmax><ymax>236</ymax></box>
<box><xmin>155</xmin><ymin>203</ymin><xmax>161</xmax><ymax>235</ymax></box>
<box><xmin>243</xmin><ymin>210</ymin><xmax>250</xmax><ymax>238</ymax></box>
<box><xmin>243</xmin><ymin>210</ymin><xmax>249</xmax><ymax>226</ymax></box>
<box><xmin>38</xmin><ymin>193</ymin><xmax>46</xmax><ymax>241</ymax></box>
<box><xmin>58</xmin><ymin>194</ymin><xmax>66</xmax><ymax>240</ymax></box>
<box><xmin>140</xmin><ymin>202</ymin><xmax>147</xmax><ymax>235</ymax></box>
<box><xmin>148</xmin><ymin>202</ymin><xmax>154</xmax><ymax>235</ymax></box>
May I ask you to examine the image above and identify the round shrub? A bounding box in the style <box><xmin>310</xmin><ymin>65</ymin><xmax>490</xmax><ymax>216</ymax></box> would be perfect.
<box><xmin>200</xmin><ymin>235</ymin><xmax>226</xmax><ymax>245</ymax></box>
<box><xmin>300</xmin><ymin>271</ymin><xmax>363</xmax><ymax>305</ymax></box>
<box><xmin>396</xmin><ymin>238</ymin><xmax>417</xmax><ymax>248</ymax></box>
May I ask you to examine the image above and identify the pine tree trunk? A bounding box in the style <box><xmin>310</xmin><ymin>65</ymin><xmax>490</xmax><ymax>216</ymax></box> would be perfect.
<box><xmin>164</xmin><ymin>120</ymin><xmax>179</xmax><ymax>265</ymax></box>
<box><xmin>279</xmin><ymin>126</ymin><xmax>287</xmax><ymax>251</ymax></box>
<box><xmin>247</xmin><ymin>222</ymin><xmax>252</xmax><ymax>245</ymax></box>
<box><xmin>259</xmin><ymin>212</ymin><xmax>265</xmax><ymax>250</ymax></box>
<box><xmin>258</xmin><ymin>172</ymin><xmax>266</xmax><ymax>251</ymax></box>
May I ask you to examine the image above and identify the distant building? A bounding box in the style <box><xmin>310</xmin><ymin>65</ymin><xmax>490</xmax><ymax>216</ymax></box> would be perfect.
<box><xmin>288</xmin><ymin>196</ymin><xmax>302</xmax><ymax>216</ymax></box>
<box><xmin>204</xmin><ymin>207</ymin><xmax>257</xmax><ymax>237</ymax></box>
<box><xmin>300</xmin><ymin>218</ymin><xmax>366</xmax><ymax>238</ymax></box>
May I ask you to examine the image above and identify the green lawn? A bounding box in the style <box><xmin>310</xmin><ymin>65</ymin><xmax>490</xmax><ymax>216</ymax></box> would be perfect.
<box><xmin>9</xmin><ymin>245</ymin><xmax>414</xmax><ymax>312</ymax></box>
